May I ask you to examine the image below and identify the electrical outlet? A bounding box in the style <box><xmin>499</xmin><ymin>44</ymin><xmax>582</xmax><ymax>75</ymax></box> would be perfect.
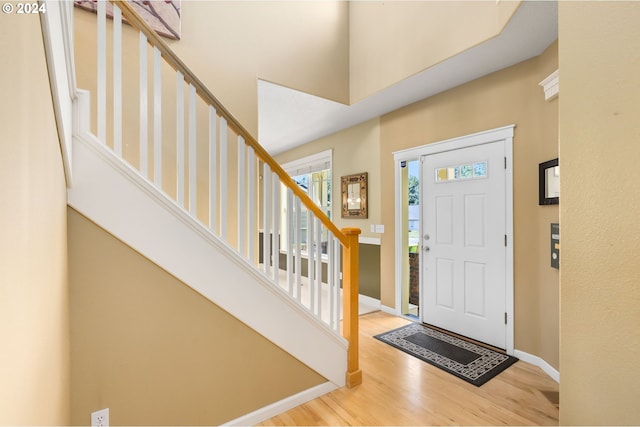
<box><xmin>91</xmin><ymin>408</ymin><xmax>109</xmax><ymax>427</ymax></box>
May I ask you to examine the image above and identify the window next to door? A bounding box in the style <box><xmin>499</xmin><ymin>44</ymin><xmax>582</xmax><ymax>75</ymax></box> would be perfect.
<box><xmin>281</xmin><ymin>149</ymin><xmax>333</xmax><ymax>254</ymax></box>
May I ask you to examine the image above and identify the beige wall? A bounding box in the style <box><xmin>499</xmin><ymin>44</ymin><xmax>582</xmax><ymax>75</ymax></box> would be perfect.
<box><xmin>349</xmin><ymin>1</ymin><xmax>520</xmax><ymax>102</ymax></box>
<box><xmin>171</xmin><ymin>1</ymin><xmax>350</xmax><ymax>135</ymax></box>
<box><xmin>68</xmin><ymin>208</ymin><xmax>325</xmax><ymax>425</ymax></box>
<box><xmin>559</xmin><ymin>2</ymin><xmax>640</xmax><ymax>424</ymax></box>
<box><xmin>74</xmin><ymin>1</ymin><xmax>349</xmax><ymax>141</ymax></box>
<box><xmin>379</xmin><ymin>42</ymin><xmax>559</xmax><ymax>366</ymax></box>
<box><xmin>0</xmin><ymin>13</ymin><xmax>70</xmax><ymax>425</ymax></box>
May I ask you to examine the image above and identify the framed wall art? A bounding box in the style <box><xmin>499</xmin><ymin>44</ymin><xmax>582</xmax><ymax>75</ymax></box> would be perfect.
<box><xmin>539</xmin><ymin>158</ymin><xmax>559</xmax><ymax>205</ymax></box>
<box><xmin>74</xmin><ymin>0</ymin><xmax>182</xmax><ymax>40</ymax></box>
<box><xmin>341</xmin><ymin>172</ymin><xmax>368</xmax><ymax>218</ymax></box>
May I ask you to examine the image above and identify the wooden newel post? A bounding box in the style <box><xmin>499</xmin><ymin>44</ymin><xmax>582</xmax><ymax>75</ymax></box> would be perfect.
<box><xmin>342</xmin><ymin>227</ymin><xmax>362</xmax><ymax>388</ymax></box>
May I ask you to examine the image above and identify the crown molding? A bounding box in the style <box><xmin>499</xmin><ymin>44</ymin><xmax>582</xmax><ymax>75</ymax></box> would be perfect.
<box><xmin>539</xmin><ymin>69</ymin><xmax>559</xmax><ymax>101</ymax></box>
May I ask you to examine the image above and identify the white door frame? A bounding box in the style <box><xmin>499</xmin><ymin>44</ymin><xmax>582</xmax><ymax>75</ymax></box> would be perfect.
<box><xmin>393</xmin><ymin>125</ymin><xmax>515</xmax><ymax>354</ymax></box>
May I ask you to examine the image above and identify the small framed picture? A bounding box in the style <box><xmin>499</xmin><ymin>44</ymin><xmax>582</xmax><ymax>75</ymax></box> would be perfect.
<box><xmin>341</xmin><ymin>173</ymin><xmax>368</xmax><ymax>218</ymax></box>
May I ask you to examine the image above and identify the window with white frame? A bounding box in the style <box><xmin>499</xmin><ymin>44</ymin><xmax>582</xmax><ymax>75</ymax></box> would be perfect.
<box><xmin>281</xmin><ymin>150</ymin><xmax>332</xmax><ymax>254</ymax></box>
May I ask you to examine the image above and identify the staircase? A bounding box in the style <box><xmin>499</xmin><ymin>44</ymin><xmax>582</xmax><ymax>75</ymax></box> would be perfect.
<box><xmin>45</xmin><ymin>0</ymin><xmax>361</xmax><ymax>393</ymax></box>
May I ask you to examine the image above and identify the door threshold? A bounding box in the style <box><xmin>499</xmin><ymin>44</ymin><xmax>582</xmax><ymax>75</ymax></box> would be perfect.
<box><xmin>400</xmin><ymin>313</ymin><xmax>420</xmax><ymax>321</ymax></box>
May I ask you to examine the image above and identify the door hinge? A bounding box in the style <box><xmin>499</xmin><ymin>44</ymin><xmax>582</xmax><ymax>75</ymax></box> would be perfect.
<box><xmin>504</xmin><ymin>157</ymin><xmax>507</xmax><ymax>169</ymax></box>
<box><xmin>505</xmin><ymin>312</ymin><xmax>508</xmax><ymax>324</ymax></box>
<box><xmin>504</xmin><ymin>235</ymin><xmax>507</xmax><ymax>246</ymax></box>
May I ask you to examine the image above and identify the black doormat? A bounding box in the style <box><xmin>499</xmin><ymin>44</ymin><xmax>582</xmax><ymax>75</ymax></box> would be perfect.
<box><xmin>374</xmin><ymin>323</ymin><xmax>518</xmax><ymax>386</ymax></box>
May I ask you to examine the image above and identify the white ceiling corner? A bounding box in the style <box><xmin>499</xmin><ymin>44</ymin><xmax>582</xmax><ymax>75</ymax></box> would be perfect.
<box><xmin>258</xmin><ymin>0</ymin><xmax>558</xmax><ymax>155</ymax></box>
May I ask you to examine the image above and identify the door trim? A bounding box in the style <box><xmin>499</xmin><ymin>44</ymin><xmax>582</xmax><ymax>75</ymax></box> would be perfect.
<box><xmin>393</xmin><ymin>125</ymin><xmax>514</xmax><ymax>354</ymax></box>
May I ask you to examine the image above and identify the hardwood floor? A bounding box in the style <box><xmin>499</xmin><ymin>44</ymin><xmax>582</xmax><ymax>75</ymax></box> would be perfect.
<box><xmin>259</xmin><ymin>311</ymin><xmax>559</xmax><ymax>426</ymax></box>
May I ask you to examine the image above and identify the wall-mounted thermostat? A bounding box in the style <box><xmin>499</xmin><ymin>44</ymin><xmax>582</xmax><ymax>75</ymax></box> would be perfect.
<box><xmin>551</xmin><ymin>223</ymin><xmax>560</xmax><ymax>269</ymax></box>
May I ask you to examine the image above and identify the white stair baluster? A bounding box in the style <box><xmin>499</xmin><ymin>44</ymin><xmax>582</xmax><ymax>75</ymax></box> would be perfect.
<box><xmin>287</xmin><ymin>189</ymin><xmax>294</xmax><ymax>296</ymax></box>
<box><xmin>247</xmin><ymin>146</ymin><xmax>256</xmax><ymax>264</ymax></box>
<box><xmin>139</xmin><ymin>33</ymin><xmax>148</xmax><ymax>178</ymax></box>
<box><xmin>188</xmin><ymin>84</ymin><xmax>197</xmax><ymax>217</ymax></box>
<box><xmin>295</xmin><ymin>197</ymin><xmax>302</xmax><ymax>302</ymax></box>
<box><xmin>97</xmin><ymin>0</ymin><xmax>106</xmax><ymax>144</ymax></box>
<box><xmin>153</xmin><ymin>47</ymin><xmax>162</xmax><ymax>188</ymax></box>
<box><xmin>113</xmin><ymin>5</ymin><xmax>122</xmax><ymax>157</ymax></box>
<box><xmin>334</xmin><ymin>237</ymin><xmax>342</xmax><ymax>332</ymax></box>
<box><xmin>237</xmin><ymin>136</ymin><xmax>246</xmax><ymax>257</ymax></box>
<box><xmin>308</xmin><ymin>210</ymin><xmax>315</xmax><ymax>314</ymax></box>
<box><xmin>328</xmin><ymin>234</ymin><xmax>335</xmax><ymax>330</ymax></box>
<box><xmin>176</xmin><ymin>72</ymin><xmax>185</xmax><ymax>207</ymax></box>
<box><xmin>315</xmin><ymin>217</ymin><xmax>322</xmax><ymax>319</ymax></box>
<box><xmin>208</xmin><ymin>106</ymin><xmax>217</xmax><ymax>234</ymax></box>
<box><xmin>272</xmin><ymin>174</ymin><xmax>280</xmax><ymax>281</ymax></box>
<box><xmin>219</xmin><ymin>118</ymin><xmax>228</xmax><ymax>240</ymax></box>
<box><xmin>262</xmin><ymin>163</ymin><xmax>271</xmax><ymax>276</ymax></box>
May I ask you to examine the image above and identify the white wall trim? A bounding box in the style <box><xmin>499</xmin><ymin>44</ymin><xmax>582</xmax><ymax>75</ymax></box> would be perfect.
<box><xmin>393</xmin><ymin>125</ymin><xmax>515</xmax><ymax>354</ymax></box>
<box><xmin>223</xmin><ymin>382</ymin><xmax>337</xmax><ymax>426</ymax></box>
<box><xmin>359</xmin><ymin>294</ymin><xmax>381</xmax><ymax>310</ymax></box>
<box><xmin>359</xmin><ymin>236</ymin><xmax>381</xmax><ymax>245</ymax></box>
<box><xmin>69</xmin><ymin>95</ymin><xmax>347</xmax><ymax>385</ymax></box>
<box><xmin>41</xmin><ymin>0</ymin><xmax>77</xmax><ymax>187</ymax></box>
<box><xmin>281</xmin><ymin>149</ymin><xmax>333</xmax><ymax>176</ymax></box>
<box><xmin>381</xmin><ymin>305</ymin><xmax>398</xmax><ymax>315</ymax></box>
<box><xmin>539</xmin><ymin>69</ymin><xmax>559</xmax><ymax>101</ymax></box>
<box><xmin>393</xmin><ymin>125</ymin><xmax>516</xmax><ymax>160</ymax></box>
<box><xmin>514</xmin><ymin>350</ymin><xmax>560</xmax><ymax>383</ymax></box>
<box><xmin>393</xmin><ymin>158</ymin><xmax>404</xmax><ymax>317</ymax></box>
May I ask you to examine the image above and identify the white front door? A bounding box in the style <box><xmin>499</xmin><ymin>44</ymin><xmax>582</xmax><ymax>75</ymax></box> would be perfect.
<box><xmin>421</xmin><ymin>141</ymin><xmax>507</xmax><ymax>348</ymax></box>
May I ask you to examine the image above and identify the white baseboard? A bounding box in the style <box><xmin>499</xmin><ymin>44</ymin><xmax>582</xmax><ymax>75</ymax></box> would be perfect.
<box><xmin>223</xmin><ymin>382</ymin><xmax>337</xmax><ymax>426</ymax></box>
<box><xmin>381</xmin><ymin>304</ymin><xmax>398</xmax><ymax>315</ymax></box>
<box><xmin>514</xmin><ymin>349</ymin><xmax>560</xmax><ymax>383</ymax></box>
<box><xmin>359</xmin><ymin>294</ymin><xmax>381</xmax><ymax>309</ymax></box>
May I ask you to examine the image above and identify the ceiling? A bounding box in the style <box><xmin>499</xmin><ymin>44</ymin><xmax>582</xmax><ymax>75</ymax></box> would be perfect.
<box><xmin>258</xmin><ymin>0</ymin><xmax>558</xmax><ymax>156</ymax></box>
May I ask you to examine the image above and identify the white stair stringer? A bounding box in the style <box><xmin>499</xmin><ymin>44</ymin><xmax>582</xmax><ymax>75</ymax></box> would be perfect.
<box><xmin>68</xmin><ymin>91</ymin><xmax>347</xmax><ymax>387</ymax></box>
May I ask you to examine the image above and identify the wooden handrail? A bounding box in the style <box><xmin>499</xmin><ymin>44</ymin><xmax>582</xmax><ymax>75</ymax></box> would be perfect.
<box><xmin>112</xmin><ymin>0</ymin><xmax>349</xmax><ymax>248</ymax></box>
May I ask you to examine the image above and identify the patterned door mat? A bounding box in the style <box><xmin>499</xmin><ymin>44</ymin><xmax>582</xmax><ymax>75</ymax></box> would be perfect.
<box><xmin>374</xmin><ymin>322</ymin><xmax>518</xmax><ymax>386</ymax></box>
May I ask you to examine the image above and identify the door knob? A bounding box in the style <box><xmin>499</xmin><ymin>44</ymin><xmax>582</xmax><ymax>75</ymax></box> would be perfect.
<box><xmin>423</xmin><ymin>246</ymin><xmax>430</xmax><ymax>252</ymax></box>
<box><xmin>423</xmin><ymin>234</ymin><xmax>430</xmax><ymax>240</ymax></box>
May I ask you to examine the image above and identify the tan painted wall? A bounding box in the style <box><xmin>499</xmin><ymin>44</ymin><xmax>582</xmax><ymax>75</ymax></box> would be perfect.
<box><xmin>173</xmin><ymin>0</ymin><xmax>350</xmax><ymax>134</ymax></box>
<box><xmin>0</xmin><ymin>13</ymin><xmax>70</xmax><ymax>425</ymax></box>
<box><xmin>380</xmin><ymin>42</ymin><xmax>559</xmax><ymax>365</ymax></box>
<box><xmin>74</xmin><ymin>1</ymin><xmax>349</xmax><ymax>141</ymax></box>
<box><xmin>558</xmin><ymin>2</ymin><xmax>640</xmax><ymax>424</ymax></box>
<box><xmin>68</xmin><ymin>208</ymin><xmax>325</xmax><ymax>425</ymax></box>
<box><xmin>349</xmin><ymin>0</ymin><xmax>520</xmax><ymax>102</ymax></box>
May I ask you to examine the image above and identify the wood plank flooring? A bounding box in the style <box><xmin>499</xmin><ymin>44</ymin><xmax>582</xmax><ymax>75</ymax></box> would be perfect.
<box><xmin>259</xmin><ymin>311</ymin><xmax>559</xmax><ymax>426</ymax></box>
